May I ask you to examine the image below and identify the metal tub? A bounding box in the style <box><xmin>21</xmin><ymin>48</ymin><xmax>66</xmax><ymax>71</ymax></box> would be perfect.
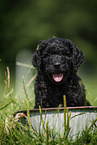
<box><xmin>19</xmin><ymin>106</ymin><xmax>97</xmax><ymax>138</ymax></box>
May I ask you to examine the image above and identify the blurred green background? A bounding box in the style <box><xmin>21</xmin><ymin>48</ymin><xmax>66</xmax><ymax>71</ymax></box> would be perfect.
<box><xmin>0</xmin><ymin>0</ymin><xmax>97</xmax><ymax>106</ymax></box>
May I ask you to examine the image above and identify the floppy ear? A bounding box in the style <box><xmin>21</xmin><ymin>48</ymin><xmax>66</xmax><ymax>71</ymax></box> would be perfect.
<box><xmin>32</xmin><ymin>41</ymin><xmax>46</xmax><ymax>72</ymax></box>
<box><xmin>66</xmin><ymin>39</ymin><xmax>84</xmax><ymax>72</ymax></box>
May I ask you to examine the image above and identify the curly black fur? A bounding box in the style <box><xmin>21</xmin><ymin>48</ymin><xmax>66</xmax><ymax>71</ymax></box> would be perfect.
<box><xmin>32</xmin><ymin>37</ymin><xmax>90</xmax><ymax>108</ymax></box>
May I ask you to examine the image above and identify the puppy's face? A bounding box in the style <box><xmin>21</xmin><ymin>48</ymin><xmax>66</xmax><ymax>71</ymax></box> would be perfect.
<box><xmin>42</xmin><ymin>43</ymin><xmax>72</xmax><ymax>84</ymax></box>
<box><xmin>32</xmin><ymin>38</ymin><xmax>84</xmax><ymax>85</ymax></box>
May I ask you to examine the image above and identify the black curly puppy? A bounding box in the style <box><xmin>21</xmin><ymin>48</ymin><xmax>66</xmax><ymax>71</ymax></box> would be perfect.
<box><xmin>32</xmin><ymin>37</ymin><xmax>90</xmax><ymax>108</ymax></box>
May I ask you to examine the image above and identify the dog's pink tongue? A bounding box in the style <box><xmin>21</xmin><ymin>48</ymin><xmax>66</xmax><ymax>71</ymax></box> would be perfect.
<box><xmin>53</xmin><ymin>73</ymin><xmax>63</xmax><ymax>82</ymax></box>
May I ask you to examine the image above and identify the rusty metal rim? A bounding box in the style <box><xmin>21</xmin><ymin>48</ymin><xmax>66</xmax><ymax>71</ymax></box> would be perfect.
<box><xmin>31</xmin><ymin>106</ymin><xmax>97</xmax><ymax>111</ymax></box>
<box><xmin>16</xmin><ymin>106</ymin><xmax>97</xmax><ymax>114</ymax></box>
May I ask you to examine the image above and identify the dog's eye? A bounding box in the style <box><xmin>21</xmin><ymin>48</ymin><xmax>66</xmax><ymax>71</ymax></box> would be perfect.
<box><xmin>43</xmin><ymin>53</ymin><xmax>50</xmax><ymax>59</ymax></box>
<box><xmin>64</xmin><ymin>51</ymin><xmax>72</xmax><ymax>57</ymax></box>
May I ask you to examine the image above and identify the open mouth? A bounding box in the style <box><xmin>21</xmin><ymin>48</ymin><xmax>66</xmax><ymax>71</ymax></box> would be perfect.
<box><xmin>53</xmin><ymin>73</ymin><xmax>63</xmax><ymax>82</ymax></box>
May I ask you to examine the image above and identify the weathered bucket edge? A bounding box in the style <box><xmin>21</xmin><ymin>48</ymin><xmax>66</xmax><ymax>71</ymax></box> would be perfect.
<box><xmin>15</xmin><ymin>106</ymin><xmax>97</xmax><ymax>114</ymax></box>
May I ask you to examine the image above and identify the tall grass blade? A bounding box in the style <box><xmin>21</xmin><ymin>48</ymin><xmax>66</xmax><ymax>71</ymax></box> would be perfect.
<box><xmin>63</xmin><ymin>95</ymin><xmax>66</xmax><ymax>134</ymax></box>
<box><xmin>7</xmin><ymin>67</ymin><xmax>10</xmax><ymax>89</ymax></box>
<box><xmin>24</xmin><ymin>99</ymin><xmax>32</xmax><ymax>129</ymax></box>
<box><xmin>86</xmin><ymin>118</ymin><xmax>97</xmax><ymax>134</ymax></box>
<box><xmin>46</xmin><ymin>121</ymin><xmax>49</xmax><ymax>145</ymax></box>
<box><xmin>16</xmin><ymin>62</ymin><xmax>35</xmax><ymax>69</ymax></box>
<box><xmin>22</xmin><ymin>76</ymin><xmax>29</xmax><ymax>101</ymax></box>
<box><xmin>26</xmin><ymin>74</ymin><xmax>37</xmax><ymax>88</ymax></box>
<box><xmin>39</xmin><ymin>105</ymin><xmax>46</xmax><ymax>134</ymax></box>
<box><xmin>0</xmin><ymin>100</ymin><xmax>14</xmax><ymax>110</ymax></box>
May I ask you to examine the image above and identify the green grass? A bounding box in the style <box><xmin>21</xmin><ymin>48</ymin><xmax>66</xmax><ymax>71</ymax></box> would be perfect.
<box><xmin>0</xmin><ymin>66</ymin><xmax>97</xmax><ymax>144</ymax></box>
<box><xmin>84</xmin><ymin>77</ymin><xmax>97</xmax><ymax>106</ymax></box>
<box><xmin>80</xmin><ymin>73</ymin><xmax>97</xmax><ymax>106</ymax></box>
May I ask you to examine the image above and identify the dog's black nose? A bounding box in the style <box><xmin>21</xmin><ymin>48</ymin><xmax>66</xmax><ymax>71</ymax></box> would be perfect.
<box><xmin>54</xmin><ymin>62</ymin><xmax>60</xmax><ymax>67</ymax></box>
